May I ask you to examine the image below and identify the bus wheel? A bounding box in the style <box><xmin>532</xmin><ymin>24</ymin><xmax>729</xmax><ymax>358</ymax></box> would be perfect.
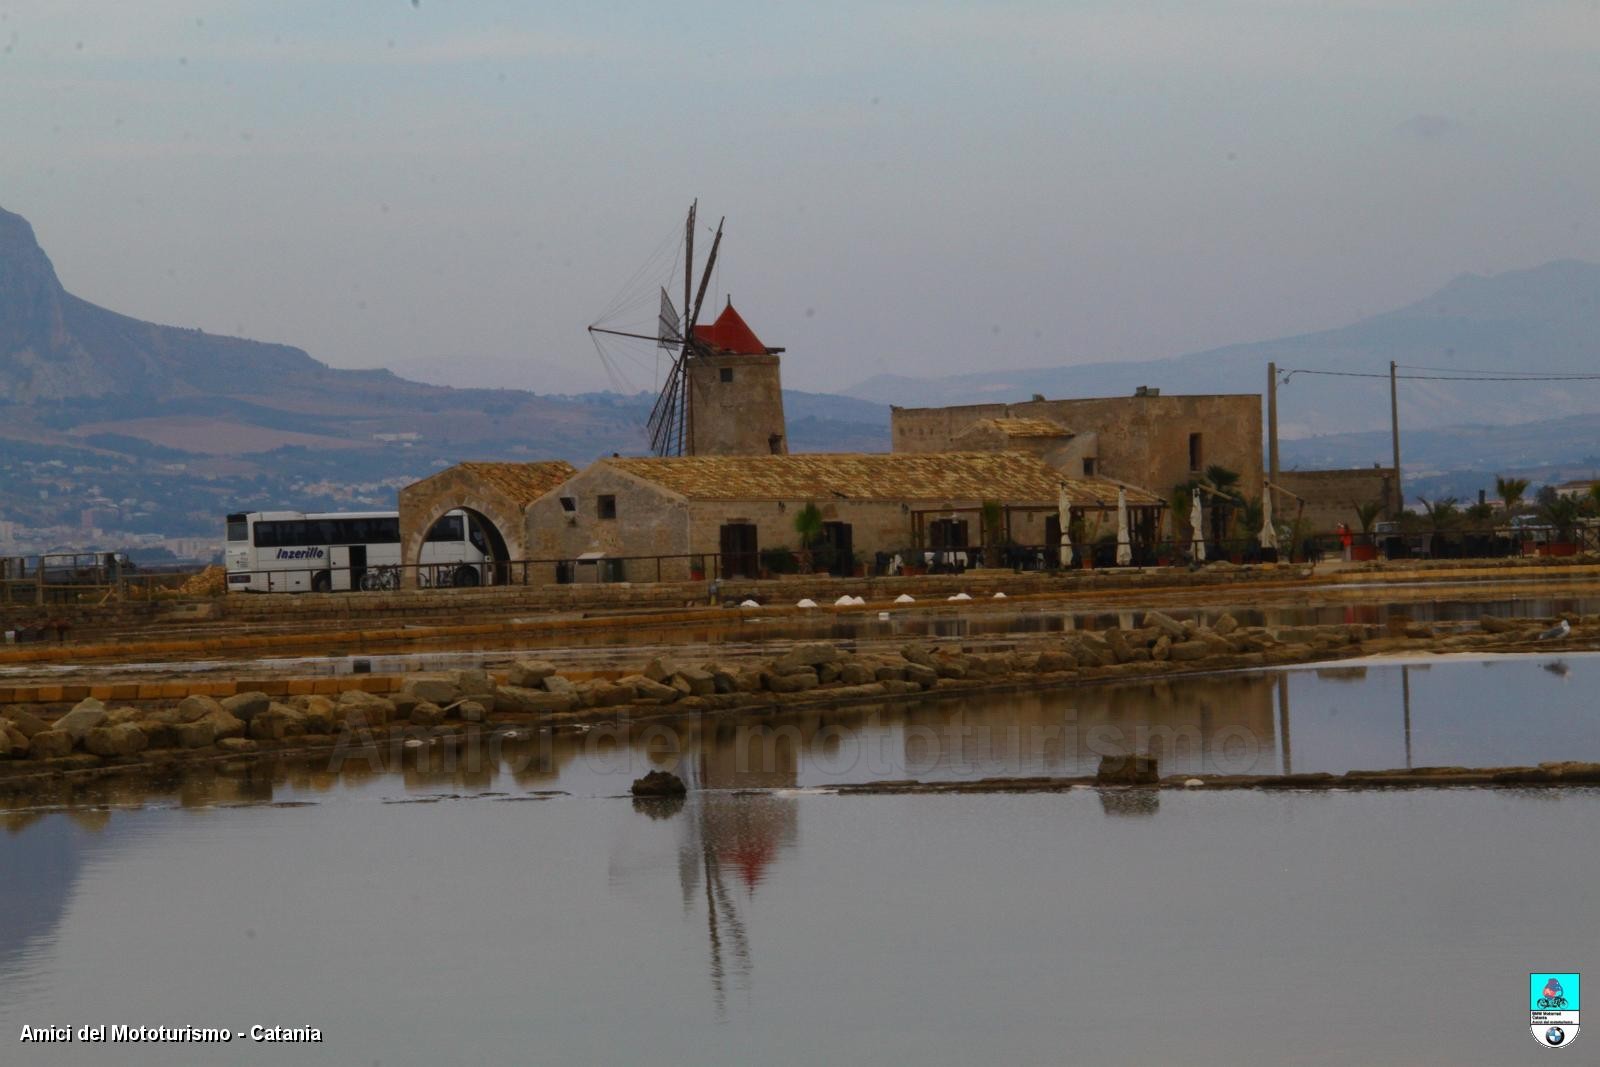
<box><xmin>312</xmin><ymin>571</ymin><xmax>332</xmax><ymax>593</ymax></box>
<box><xmin>452</xmin><ymin>565</ymin><xmax>480</xmax><ymax>588</ymax></box>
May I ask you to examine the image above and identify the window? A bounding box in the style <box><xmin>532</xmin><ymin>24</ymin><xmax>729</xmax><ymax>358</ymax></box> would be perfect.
<box><xmin>1081</xmin><ymin>458</ymin><xmax>1096</xmax><ymax>477</ymax></box>
<box><xmin>598</xmin><ymin>495</ymin><xmax>617</xmax><ymax>520</ymax></box>
<box><xmin>559</xmin><ymin>496</ymin><xmax>576</xmax><ymax>513</ymax></box>
<box><xmin>720</xmin><ymin>367</ymin><xmax>734</xmax><ymax>383</ymax></box>
<box><xmin>226</xmin><ymin>515</ymin><xmax>247</xmax><ymax>542</ymax></box>
<box><xmin>1188</xmin><ymin>433</ymin><xmax>1203</xmax><ymax>472</ymax></box>
<box><xmin>425</xmin><ymin>515</ymin><xmax>464</xmax><ymax>543</ymax></box>
<box><xmin>468</xmin><ymin>517</ymin><xmax>489</xmax><ymax>554</ymax></box>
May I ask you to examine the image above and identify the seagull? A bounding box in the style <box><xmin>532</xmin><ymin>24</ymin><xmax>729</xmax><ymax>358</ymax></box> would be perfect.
<box><xmin>1536</xmin><ymin>619</ymin><xmax>1572</xmax><ymax>641</ymax></box>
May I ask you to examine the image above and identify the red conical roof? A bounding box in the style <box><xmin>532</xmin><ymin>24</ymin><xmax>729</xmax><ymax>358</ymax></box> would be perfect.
<box><xmin>692</xmin><ymin>301</ymin><xmax>768</xmax><ymax>355</ymax></box>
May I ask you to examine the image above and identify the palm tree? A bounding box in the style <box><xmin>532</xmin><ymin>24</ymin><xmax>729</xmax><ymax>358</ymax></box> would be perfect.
<box><xmin>1353</xmin><ymin>500</ymin><xmax>1383</xmax><ymax>536</ymax></box>
<box><xmin>1540</xmin><ymin>494</ymin><xmax>1583</xmax><ymax>543</ymax></box>
<box><xmin>1202</xmin><ymin>465</ymin><xmax>1242</xmax><ymax>543</ymax></box>
<box><xmin>1496</xmin><ymin>475</ymin><xmax>1530</xmax><ymax>516</ymax></box>
<box><xmin>1418</xmin><ymin>496</ymin><xmax>1461</xmax><ymax>530</ymax></box>
<box><xmin>793</xmin><ymin>502</ymin><xmax>823</xmax><ymax>574</ymax></box>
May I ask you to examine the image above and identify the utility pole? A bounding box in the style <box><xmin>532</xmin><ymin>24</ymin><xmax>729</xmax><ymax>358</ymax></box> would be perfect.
<box><xmin>1266</xmin><ymin>362</ymin><xmax>1280</xmax><ymax>509</ymax></box>
<box><xmin>1389</xmin><ymin>360</ymin><xmax>1404</xmax><ymax>516</ymax></box>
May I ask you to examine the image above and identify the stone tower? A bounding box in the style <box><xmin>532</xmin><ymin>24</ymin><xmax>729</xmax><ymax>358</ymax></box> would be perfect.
<box><xmin>687</xmin><ymin>300</ymin><xmax>788</xmax><ymax>455</ymax></box>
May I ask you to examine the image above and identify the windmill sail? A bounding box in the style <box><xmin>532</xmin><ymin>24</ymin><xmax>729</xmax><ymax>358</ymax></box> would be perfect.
<box><xmin>589</xmin><ymin>201</ymin><xmax>723</xmax><ymax>457</ymax></box>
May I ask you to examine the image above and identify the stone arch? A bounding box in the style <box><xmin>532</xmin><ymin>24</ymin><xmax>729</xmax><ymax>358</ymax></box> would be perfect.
<box><xmin>397</xmin><ymin>462</ymin><xmax>576</xmax><ymax>589</ymax></box>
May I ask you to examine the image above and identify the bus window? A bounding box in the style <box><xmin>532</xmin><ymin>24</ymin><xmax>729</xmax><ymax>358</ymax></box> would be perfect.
<box><xmin>468</xmin><ymin>517</ymin><xmax>488</xmax><ymax>554</ymax></box>
<box><xmin>227</xmin><ymin>515</ymin><xmax>248</xmax><ymax>542</ymax></box>
<box><xmin>426</xmin><ymin>515</ymin><xmax>464</xmax><ymax>543</ymax></box>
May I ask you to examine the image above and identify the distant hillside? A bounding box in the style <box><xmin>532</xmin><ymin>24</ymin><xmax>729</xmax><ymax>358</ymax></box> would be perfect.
<box><xmin>847</xmin><ymin>260</ymin><xmax>1600</xmax><ymax>438</ymax></box>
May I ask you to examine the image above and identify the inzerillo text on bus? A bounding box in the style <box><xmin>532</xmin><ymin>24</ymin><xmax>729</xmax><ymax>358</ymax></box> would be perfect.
<box><xmin>224</xmin><ymin>510</ymin><xmax>491</xmax><ymax>592</ymax></box>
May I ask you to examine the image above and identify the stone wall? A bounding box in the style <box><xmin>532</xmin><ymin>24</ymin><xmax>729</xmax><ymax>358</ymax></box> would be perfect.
<box><xmin>522</xmin><ymin>466</ymin><xmax>694</xmax><ymax>582</ymax></box>
<box><xmin>687</xmin><ymin>351</ymin><xmax>788</xmax><ymax>456</ymax></box>
<box><xmin>891</xmin><ymin>393</ymin><xmax>1264</xmax><ymax>518</ymax></box>
<box><xmin>1276</xmin><ymin>468</ymin><xmax>1396</xmax><ymax>534</ymax></box>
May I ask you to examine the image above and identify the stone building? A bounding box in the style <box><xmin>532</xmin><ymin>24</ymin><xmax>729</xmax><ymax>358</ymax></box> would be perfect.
<box><xmin>891</xmin><ymin>390</ymin><xmax>1264</xmax><ymax>508</ymax></box>
<box><xmin>397</xmin><ymin>460</ymin><xmax>577</xmax><ymax>585</ymax></box>
<box><xmin>685</xmin><ymin>301</ymin><xmax>788</xmax><ymax>456</ymax></box>
<box><xmin>519</xmin><ymin>452</ymin><xmax>1161</xmax><ymax>582</ymax></box>
<box><xmin>1275</xmin><ymin>467</ymin><xmax>1397</xmax><ymax>535</ymax></box>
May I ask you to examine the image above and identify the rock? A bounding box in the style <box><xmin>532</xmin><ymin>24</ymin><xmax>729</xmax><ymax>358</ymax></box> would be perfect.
<box><xmin>1142</xmin><ymin>610</ymin><xmax>1188</xmax><ymax>639</ymax></box>
<box><xmin>584</xmin><ymin>681</ymin><xmax>637</xmax><ymax>707</ymax></box>
<box><xmin>838</xmin><ymin>661</ymin><xmax>876</xmax><ymax>685</ymax></box>
<box><xmin>109</xmin><ymin>706</ymin><xmax>153</xmax><ymax>726</ymax></box>
<box><xmin>175</xmin><ymin>695</ymin><xmax>222</xmax><ymax>724</ymax></box>
<box><xmin>138</xmin><ymin>721</ymin><xmax>182</xmax><ymax>748</ymax></box>
<box><xmin>0</xmin><ymin>722</ymin><xmax>29</xmax><ymax>758</ymax></box>
<box><xmin>54</xmin><ymin>698</ymin><xmax>108</xmax><ymax>741</ymax></box>
<box><xmin>1213</xmin><ymin>613</ymin><xmax>1239</xmax><ymax>636</ymax></box>
<box><xmin>874</xmin><ymin>664</ymin><xmax>908</xmax><ymax>682</ymax></box>
<box><xmin>903</xmin><ymin>662</ymin><xmax>940</xmax><ymax>688</ymax></box>
<box><xmin>1035</xmin><ymin>650</ymin><xmax>1077</xmax><ymax>672</ymax></box>
<box><xmin>1069</xmin><ymin>634</ymin><xmax>1116</xmax><ymax>667</ymax></box>
<box><xmin>402</xmin><ymin>674</ymin><xmax>463</xmax><ymax>706</ymax></box>
<box><xmin>250</xmin><ymin>703</ymin><xmax>307</xmax><ymax>741</ymax></box>
<box><xmin>494</xmin><ymin>685</ymin><xmax>581</xmax><ymax>714</ymax></box>
<box><xmin>1151</xmin><ymin>634</ymin><xmax>1172</xmax><ymax>661</ymax></box>
<box><xmin>454</xmin><ymin>699</ymin><xmax>488</xmax><ymax>723</ymax></box>
<box><xmin>507</xmin><ymin>659</ymin><xmax>559</xmax><ymax>687</ymax></box>
<box><xmin>390</xmin><ymin>691</ymin><xmax>423</xmax><ymax>720</ymax></box>
<box><xmin>84</xmin><ymin>723</ymin><xmax>148</xmax><ymax>757</ymax></box>
<box><xmin>774</xmin><ymin>642</ymin><xmax>846</xmax><ymax>671</ymax></box>
<box><xmin>901</xmin><ymin>644</ymin><xmax>939</xmax><ymax>668</ymax></box>
<box><xmin>27</xmin><ymin>729</ymin><xmax>74</xmax><ymax>759</ymax></box>
<box><xmin>631</xmin><ymin>770</ymin><xmax>687</xmax><ymax>797</ymax></box>
<box><xmin>171</xmin><ymin>720</ymin><xmax>215</xmax><ymax>749</ymax></box>
<box><xmin>706</xmin><ymin>665</ymin><xmax>738</xmax><ymax>694</ymax></box>
<box><xmin>934</xmin><ymin>656</ymin><xmax>970</xmax><ymax>679</ymax></box>
<box><xmin>287</xmin><ymin>695</ymin><xmax>336</xmax><ymax>735</ymax></box>
<box><xmin>1479</xmin><ymin>614</ymin><xmax>1523</xmax><ymax>634</ymax></box>
<box><xmin>642</xmin><ymin>657</ymin><xmax>681</xmax><ymax>683</ymax></box>
<box><xmin>1104</xmin><ymin>627</ymin><xmax>1135</xmax><ymax>663</ymax></box>
<box><xmin>1096</xmin><ymin>753</ymin><xmax>1159</xmax><ymax>785</ymax></box>
<box><xmin>449</xmin><ymin>669</ymin><xmax>497</xmax><ymax>700</ymax></box>
<box><xmin>817</xmin><ymin>662</ymin><xmax>842</xmax><ymax>684</ymax></box>
<box><xmin>217</xmin><ymin>737</ymin><xmax>258</xmax><ymax>754</ymax></box>
<box><xmin>673</xmin><ymin>668</ymin><xmax>716</xmax><ymax>696</ymax></box>
<box><xmin>0</xmin><ymin>707</ymin><xmax>50</xmax><ymax>738</ymax></box>
<box><xmin>618</xmin><ymin>675</ymin><xmax>680</xmax><ymax>705</ymax></box>
<box><xmin>221</xmin><ymin>691</ymin><xmax>272</xmax><ymax>723</ymax></box>
<box><xmin>199</xmin><ymin>706</ymin><xmax>246</xmax><ymax>741</ymax></box>
<box><xmin>338</xmin><ymin>690</ymin><xmax>395</xmax><ymax>727</ymax></box>
<box><xmin>410</xmin><ymin>701</ymin><xmax>446</xmax><ymax>726</ymax></box>
<box><xmin>1168</xmin><ymin>640</ymin><xmax>1212</xmax><ymax>662</ymax></box>
<box><xmin>542</xmin><ymin>675</ymin><xmax>577</xmax><ymax>696</ymax></box>
<box><xmin>764</xmin><ymin>669</ymin><xmax>819</xmax><ymax>693</ymax></box>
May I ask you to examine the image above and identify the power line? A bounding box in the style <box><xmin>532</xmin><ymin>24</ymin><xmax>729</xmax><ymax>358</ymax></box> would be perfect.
<box><xmin>1280</xmin><ymin>368</ymin><xmax>1600</xmax><ymax>383</ymax></box>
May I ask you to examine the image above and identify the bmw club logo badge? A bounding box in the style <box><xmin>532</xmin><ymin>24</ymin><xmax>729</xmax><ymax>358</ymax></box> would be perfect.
<box><xmin>1531</xmin><ymin>972</ymin><xmax>1580</xmax><ymax>1049</ymax></box>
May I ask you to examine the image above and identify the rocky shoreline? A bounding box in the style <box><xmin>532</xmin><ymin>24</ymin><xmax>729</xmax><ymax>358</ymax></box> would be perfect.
<box><xmin>1</xmin><ymin>608</ymin><xmax>1594</xmax><ymax>801</ymax></box>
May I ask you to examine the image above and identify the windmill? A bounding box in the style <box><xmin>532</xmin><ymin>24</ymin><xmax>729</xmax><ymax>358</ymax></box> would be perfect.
<box><xmin>588</xmin><ymin>200</ymin><xmax>724</xmax><ymax>456</ymax></box>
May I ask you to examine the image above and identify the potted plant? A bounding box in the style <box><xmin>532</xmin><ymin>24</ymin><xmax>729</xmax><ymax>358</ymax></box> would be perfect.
<box><xmin>1350</xmin><ymin>500</ymin><xmax>1383</xmax><ymax>562</ymax></box>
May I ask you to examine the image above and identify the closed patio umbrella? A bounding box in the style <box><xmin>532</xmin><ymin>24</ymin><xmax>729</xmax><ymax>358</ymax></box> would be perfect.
<box><xmin>1115</xmin><ymin>487</ymin><xmax>1133</xmax><ymax>566</ymax></box>
<box><xmin>1191</xmin><ymin>487</ymin><xmax>1207</xmax><ymax>562</ymax></box>
<box><xmin>1260</xmin><ymin>486</ymin><xmax>1279</xmax><ymax>551</ymax></box>
<box><xmin>1057</xmin><ymin>484</ymin><xmax>1073</xmax><ymax>568</ymax></box>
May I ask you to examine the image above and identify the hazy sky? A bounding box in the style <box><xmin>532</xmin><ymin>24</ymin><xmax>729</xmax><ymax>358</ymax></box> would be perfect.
<box><xmin>5</xmin><ymin>1</ymin><xmax>1599</xmax><ymax>395</ymax></box>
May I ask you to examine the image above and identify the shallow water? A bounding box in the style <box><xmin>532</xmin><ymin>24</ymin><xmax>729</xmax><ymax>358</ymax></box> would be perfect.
<box><xmin>4</xmin><ymin>655</ymin><xmax>1599</xmax><ymax>1065</ymax></box>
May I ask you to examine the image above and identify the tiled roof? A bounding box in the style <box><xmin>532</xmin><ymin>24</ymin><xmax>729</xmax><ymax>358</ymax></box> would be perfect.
<box><xmin>692</xmin><ymin>302</ymin><xmax>769</xmax><ymax>355</ymax></box>
<box><xmin>604</xmin><ymin>452</ymin><xmax>1160</xmax><ymax>507</ymax></box>
<box><xmin>450</xmin><ymin>461</ymin><xmax>579</xmax><ymax>505</ymax></box>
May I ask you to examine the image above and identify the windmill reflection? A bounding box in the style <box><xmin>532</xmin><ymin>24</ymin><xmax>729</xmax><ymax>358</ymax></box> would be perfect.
<box><xmin>672</xmin><ymin>718</ymin><xmax>801</xmax><ymax>1016</ymax></box>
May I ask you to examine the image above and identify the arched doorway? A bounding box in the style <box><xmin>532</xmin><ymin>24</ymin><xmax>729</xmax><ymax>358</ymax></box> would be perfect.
<box><xmin>415</xmin><ymin>507</ymin><xmax>513</xmax><ymax>587</ymax></box>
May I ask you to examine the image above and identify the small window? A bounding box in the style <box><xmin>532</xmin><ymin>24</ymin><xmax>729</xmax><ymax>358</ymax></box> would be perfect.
<box><xmin>559</xmin><ymin>496</ymin><xmax>576</xmax><ymax>513</ymax></box>
<box><xmin>1188</xmin><ymin>433</ymin><xmax>1203</xmax><ymax>472</ymax></box>
<box><xmin>226</xmin><ymin>516</ymin><xmax>248</xmax><ymax>542</ymax></box>
<box><xmin>720</xmin><ymin>367</ymin><xmax>734</xmax><ymax>383</ymax></box>
<box><xmin>598</xmin><ymin>495</ymin><xmax>617</xmax><ymax>520</ymax></box>
<box><xmin>1081</xmin><ymin>458</ymin><xmax>1096</xmax><ymax>477</ymax></box>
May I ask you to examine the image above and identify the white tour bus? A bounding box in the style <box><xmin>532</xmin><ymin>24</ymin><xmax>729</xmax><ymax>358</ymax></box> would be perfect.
<box><xmin>224</xmin><ymin>509</ymin><xmax>493</xmax><ymax>593</ymax></box>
